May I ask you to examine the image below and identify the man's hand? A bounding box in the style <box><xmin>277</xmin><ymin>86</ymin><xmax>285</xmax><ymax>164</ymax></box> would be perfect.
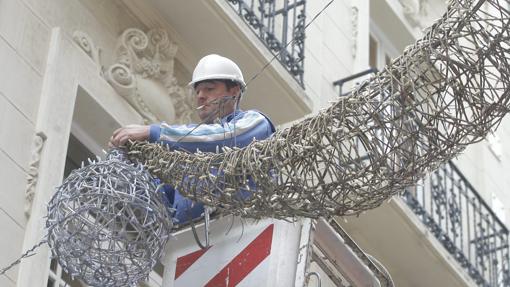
<box><xmin>109</xmin><ymin>124</ymin><xmax>150</xmax><ymax>147</ymax></box>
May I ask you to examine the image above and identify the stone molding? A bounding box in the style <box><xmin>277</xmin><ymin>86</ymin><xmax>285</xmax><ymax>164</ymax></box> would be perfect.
<box><xmin>72</xmin><ymin>30</ymin><xmax>103</xmax><ymax>75</ymax></box>
<box><xmin>25</xmin><ymin>131</ymin><xmax>47</xmax><ymax>218</ymax></box>
<box><xmin>351</xmin><ymin>6</ymin><xmax>359</xmax><ymax>59</ymax></box>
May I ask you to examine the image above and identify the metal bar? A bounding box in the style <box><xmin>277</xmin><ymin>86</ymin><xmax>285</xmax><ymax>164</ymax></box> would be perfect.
<box><xmin>444</xmin><ymin>166</ymin><xmax>449</xmax><ymax>240</ymax></box>
<box><xmin>333</xmin><ymin>68</ymin><xmax>379</xmax><ymax>96</ymax></box>
<box><xmin>271</xmin><ymin>0</ymin><xmax>306</xmax><ymax>16</ymax></box>
<box><xmin>430</xmin><ymin>171</ymin><xmax>435</xmax><ymax>229</ymax></box>
<box><xmin>332</xmin><ymin>67</ymin><xmax>379</xmax><ymax>86</ymax></box>
<box><xmin>299</xmin><ymin>1</ymin><xmax>306</xmax><ymax>84</ymax></box>
<box><xmin>258</xmin><ymin>0</ymin><xmax>264</xmax><ymax>38</ymax></box>
<box><xmin>467</xmin><ymin>185</ymin><xmax>472</xmax><ymax>264</ymax></box>
<box><xmin>448</xmin><ymin>162</ymin><xmax>508</xmax><ymax>232</ymax></box>
<box><xmin>315</xmin><ymin>219</ymin><xmax>382</xmax><ymax>287</ymax></box>
<box><xmin>457</xmin><ymin>178</ymin><xmax>463</xmax><ymax>255</ymax></box>
<box><xmin>269</xmin><ymin>0</ymin><xmax>275</xmax><ymax>34</ymax></box>
<box><xmin>291</xmin><ymin>0</ymin><xmax>297</xmax><ymax>58</ymax></box>
<box><xmin>280</xmin><ymin>0</ymin><xmax>289</xmax><ymax>64</ymax></box>
<box><xmin>421</xmin><ymin>180</ymin><xmax>426</xmax><ymax>223</ymax></box>
<box><xmin>311</xmin><ymin>250</ymin><xmax>346</xmax><ymax>286</ymax></box>
<box><xmin>227</xmin><ymin>0</ymin><xmax>306</xmax><ymax>87</ymax></box>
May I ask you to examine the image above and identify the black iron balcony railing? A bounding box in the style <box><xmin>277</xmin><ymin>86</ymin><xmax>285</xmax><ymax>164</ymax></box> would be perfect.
<box><xmin>227</xmin><ymin>0</ymin><xmax>306</xmax><ymax>87</ymax></box>
<box><xmin>333</xmin><ymin>67</ymin><xmax>378</xmax><ymax>96</ymax></box>
<box><xmin>334</xmin><ymin>70</ymin><xmax>510</xmax><ymax>287</ymax></box>
<box><xmin>403</xmin><ymin>161</ymin><xmax>510</xmax><ymax>287</ymax></box>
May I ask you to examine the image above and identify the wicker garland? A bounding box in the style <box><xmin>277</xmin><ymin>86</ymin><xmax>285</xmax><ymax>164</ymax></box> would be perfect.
<box><xmin>127</xmin><ymin>0</ymin><xmax>510</xmax><ymax>220</ymax></box>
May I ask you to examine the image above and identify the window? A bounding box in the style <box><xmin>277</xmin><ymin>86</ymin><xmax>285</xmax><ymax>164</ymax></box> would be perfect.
<box><xmin>47</xmin><ymin>134</ymin><xmax>93</xmax><ymax>287</ymax></box>
<box><xmin>368</xmin><ymin>24</ymin><xmax>399</xmax><ymax>70</ymax></box>
<box><xmin>47</xmin><ymin>257</ymin><xmax>86</xmax><ymax>287</ymax></box>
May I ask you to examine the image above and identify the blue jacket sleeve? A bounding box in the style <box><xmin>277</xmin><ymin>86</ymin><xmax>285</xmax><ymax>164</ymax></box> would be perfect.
<box><xmin>148</xmin><ymin>110</ymin><xmax>275</xmax><ymax>153</ymax></box>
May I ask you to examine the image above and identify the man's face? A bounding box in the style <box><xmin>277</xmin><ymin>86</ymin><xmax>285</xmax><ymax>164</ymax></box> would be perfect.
<box><xmin>194</xmin><ymin>80</ymin><xmax>239</xmax><ymax>123</ymax></box>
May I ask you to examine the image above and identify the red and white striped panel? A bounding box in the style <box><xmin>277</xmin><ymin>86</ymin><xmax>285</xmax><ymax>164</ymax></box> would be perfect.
<box><xmin>162</xmin><ymin>217</ymin><xmax>311</xmax><ymax>287</ymax></box>
<box><xmin>174</xmin><ymin>224</ymin><xmax>273</xmax><ymax>286</ymax></box>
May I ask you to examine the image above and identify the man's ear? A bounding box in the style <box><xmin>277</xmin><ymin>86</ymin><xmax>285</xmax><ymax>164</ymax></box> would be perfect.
<box><xmin>230</xmin><ymin>84</ymin><xmax>241</xmax><ymax>97</ymax></box>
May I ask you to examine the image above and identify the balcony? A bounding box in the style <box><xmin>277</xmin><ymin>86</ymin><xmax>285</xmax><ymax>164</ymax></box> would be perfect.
<box><xmin>337</xmin><ymin>159</ymin><xmax>509</xmax><ymax>286</ymax></box>
<box><xmin>403</xmin><ymin>161</ymin><xmax>510</xmax><ymax>287</ymax></box>
<box><xmin>226</xmin><ymin>0</ymin><xmax>306</xmax><ymax>87</ymax></box>
<box><xmin>333</xmin><ymin>71</ymin><xmax>510</xmax><ymax>287</ymax></box>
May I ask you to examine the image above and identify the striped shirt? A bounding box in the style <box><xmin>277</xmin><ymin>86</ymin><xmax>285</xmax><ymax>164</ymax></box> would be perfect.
<box><xmin>148</xmin><ymin>109</ymin><xmax>275</xmax><ymax>152</ymax></box>
<box><xmin>148</xmin><ymin>109</ymin><xmax>275</xmax><ymax>225</ymax></box>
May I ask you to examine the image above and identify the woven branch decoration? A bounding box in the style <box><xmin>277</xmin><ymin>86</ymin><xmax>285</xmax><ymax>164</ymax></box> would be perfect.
<box><xmin>46</xmin><ymin>150</ymin><xmax>172</xmax><ymax>287</ymax></box>
<box><xmin>128</xmin><ymin>0</ymin><xmax>510</xmax><ymax>220</ymax></box>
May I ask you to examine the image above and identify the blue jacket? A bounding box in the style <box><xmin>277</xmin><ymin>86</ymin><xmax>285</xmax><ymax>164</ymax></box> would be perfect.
<box><xmin>148</xmin><ymin>109</ymin><xmax>275</xmax><ymax>225</ymax></box>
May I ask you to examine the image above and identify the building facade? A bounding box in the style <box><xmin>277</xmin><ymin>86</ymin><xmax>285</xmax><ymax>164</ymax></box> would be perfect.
<box><xmin>0</xmin><ymin>0</ymin><xmax>508</xmax><ymax>286</ymax></box>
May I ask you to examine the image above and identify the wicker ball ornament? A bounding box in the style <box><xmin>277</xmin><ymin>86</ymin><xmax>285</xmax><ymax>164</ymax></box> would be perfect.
<box><xmin>46</xmin><ymin>149</ymin><xmax>173</xmax><ymax>287</ymax></box>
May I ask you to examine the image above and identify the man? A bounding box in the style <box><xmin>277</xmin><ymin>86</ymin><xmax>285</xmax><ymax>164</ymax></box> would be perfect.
<box><xmin>110</xmin><ymin>54</ymin><xmax>275</xmax><ymax>225</ymax></box>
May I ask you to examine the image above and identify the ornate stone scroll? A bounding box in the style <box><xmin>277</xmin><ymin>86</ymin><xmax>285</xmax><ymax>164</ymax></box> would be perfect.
<box><xmin>104</xmin><ymin>28</ymin><xmax>193</xmax><ymax>124</ymax></box>
<box><xmin>72</xmin><ymin>30</ymin><xmax>103</xmax><ymax>74</ymax></box>
<box><xmin>25</xmin><ymin>132</ymin><xmax>47</xmax><ymax>217</ymax></box>
<box><xmin>351</xmin><ymin>6</ymin><xmax>359</xmax><ymax>59</ymax></box>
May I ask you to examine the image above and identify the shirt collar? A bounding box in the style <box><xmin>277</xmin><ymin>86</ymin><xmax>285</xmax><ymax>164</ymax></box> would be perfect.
<box><xmin>218</xmin><ymin>108</ymin><xmax>242</xmax><ymax>123</ymax></box>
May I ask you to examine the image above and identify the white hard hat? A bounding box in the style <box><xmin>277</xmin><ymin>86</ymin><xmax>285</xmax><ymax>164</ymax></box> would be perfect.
<box><xmin>189</xmin><ymin>54</ymin><xmax>246</xmax><ymax>90</ymax></box>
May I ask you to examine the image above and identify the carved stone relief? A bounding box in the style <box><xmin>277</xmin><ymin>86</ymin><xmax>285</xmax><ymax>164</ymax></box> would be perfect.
<box><xmin>104</xmin><ymin>28</ymin><xmax>194</xmax><ymax>124</ymax></box>
<box><xmin>351</xmin><ymin>6</ymin><xmax>359</xmax><ymax>59</ymax></box>
<box><xmin>25</xmin><ymin>131</ymin><xmax>47</xmax><ymax>218</ymax></box>
<box><xmin>71</xmin><ymin>28</ymin><xmax>194</xmax><ymax>124</ymax></box>
<box><xmin>73</xmin><ymin>30</ymin><xmax>103</xmax><ymax>75</ymax></box>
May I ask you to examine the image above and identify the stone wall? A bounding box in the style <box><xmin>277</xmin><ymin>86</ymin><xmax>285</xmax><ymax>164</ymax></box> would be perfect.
<box><xmin>304</xmin><ymin>0</ymin><xmax>369</xmax><ymax>112</ymax></box>
<box><xmin>0</xmin><ymin>0</ymin><xmax>145</xmax><ymax>285</ymax></box>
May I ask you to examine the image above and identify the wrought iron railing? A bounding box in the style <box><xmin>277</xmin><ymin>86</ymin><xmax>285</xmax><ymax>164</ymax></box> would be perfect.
<box><xmin>226</xmin><ymin>0</ymin><xmax>306</xmax><ymax>86</ymax></box>
<box><xmin>333</xmin><ymin>67</ymin><xmax>378</xmax><ymax>97</ymax></box>
<box><xmin>336</xmin><ymin>69</ymin><xmax>510</xmax><ymax>287</ymax></box>
<box><xmin>403</xmin><ymin>161</ymin><xmax>510</xmax><ymax>287</ymax></box>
